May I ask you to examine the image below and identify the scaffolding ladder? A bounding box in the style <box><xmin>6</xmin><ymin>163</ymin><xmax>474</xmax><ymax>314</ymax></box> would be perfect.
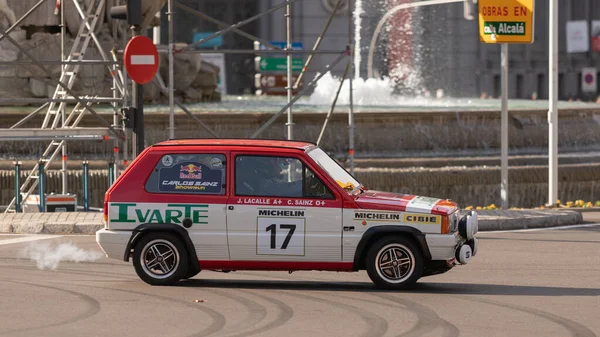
<box><xmin>4</xmin><ymin>0</ymin><xmax>107</xmax><ymax>213</ymax></box>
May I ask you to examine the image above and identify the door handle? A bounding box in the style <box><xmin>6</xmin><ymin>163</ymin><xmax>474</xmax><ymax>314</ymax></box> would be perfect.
<box><xmin>228</xmin><ymin>206</ymin><xmax>234</xmax><ymax>210</ymax></box>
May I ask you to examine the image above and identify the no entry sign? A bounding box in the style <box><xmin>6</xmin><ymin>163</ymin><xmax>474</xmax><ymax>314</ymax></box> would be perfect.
<box><xmin>581</xmin><ymin>67</ymin><xmax>597</xmax><ymax>93</ymax></box>
<box><xmin>124</xmin><ymin>36</ymin><xmax>159</xmax><ymax>84</ymax></box>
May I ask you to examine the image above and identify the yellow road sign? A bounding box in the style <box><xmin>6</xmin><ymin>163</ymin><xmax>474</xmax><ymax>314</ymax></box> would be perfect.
<box><xmin>479</xmin><ymin>0</ymin><xmax>535</xmax><ymax>43</ymax></box>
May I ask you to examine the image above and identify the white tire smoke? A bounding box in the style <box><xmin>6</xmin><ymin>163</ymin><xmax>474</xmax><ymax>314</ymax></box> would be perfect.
<box><xmin>19</xmin><ymin>241</ymin><xmax>104</xmax><ymax>270</ymax></box>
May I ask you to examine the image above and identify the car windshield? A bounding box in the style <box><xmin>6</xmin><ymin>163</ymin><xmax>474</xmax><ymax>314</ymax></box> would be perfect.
<box><xmin>307</xmin><ymin>147</ymin><xmax>361</xmax><ymax>193</ymax></box>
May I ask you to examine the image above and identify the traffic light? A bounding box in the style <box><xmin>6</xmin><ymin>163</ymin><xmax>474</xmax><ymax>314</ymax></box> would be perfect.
<box><xmin>121</xmin><ymin>107</ymin><xmax>136</xmax><ymax>130</ymax></box>
<box><xmin>463</xmin><ymin>0</ymin><xmax>477</xmax><ymax>20</ymax></box>
<box><xmin>109</xmin><ymin>0</ymin><xmax>142</xmax><ymax>27</ymax></box>
<box><xmin>110</xmin><ymin>0</ymin><xmax>145</xmax><ymax>155</ymax></box>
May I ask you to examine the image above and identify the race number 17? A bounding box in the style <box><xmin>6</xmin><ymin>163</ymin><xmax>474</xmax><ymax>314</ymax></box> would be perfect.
<box><xmin>265</xmin><ymin>224</ymin><xmax>296</xmax><ymax>249</ymax></box>
<box><xmin>257</xmin><ymin>217</ymin><xmax>305</xmax><ymax>256</ymax></box>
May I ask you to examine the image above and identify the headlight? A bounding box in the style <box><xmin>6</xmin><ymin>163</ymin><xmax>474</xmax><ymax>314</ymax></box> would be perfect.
<box><xmin>459</xmin><ymin>210</ymin><xmax>478</xmax><ymax>239</ymax></box>
<box><xmin>449</xmin><ymin>211</ymin><xmax>458</xmax><ymax>232</ymax></box>
<box><xmin>469</xmin><ymin>211</ymin><xmax>478</xmax><ymax>235</ymax></box>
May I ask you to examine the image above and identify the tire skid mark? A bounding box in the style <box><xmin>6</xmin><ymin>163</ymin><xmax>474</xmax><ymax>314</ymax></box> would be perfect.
<box><xmin>3</xmin><ymin>266</ymin><xmax>292</xmax><ymax>337</ymax></box>
<box><xmin>231</xmin><ymin>270</ymin><xmax>456</xmax><ymax>337</ymax></box>
<box><xmin>4</xmin><ymin>261</ymin><xmax>594</xmax><ymax>337</ymax></box>
<box><xmin>456</xmin><ymin>296</ymin><xmax>597</xmax><ymax>337</ymax></box>
<box><xmin>29</xmin><ymin>267</ymin><xmax>289</xmax><ymax>337</ymax></box>
<box><xmin>372</xmin><ymin>293</ymin><xmax>459</xmax><ymax>337</ymax></box>
<box><xmin>69</xmin><ymin>283</ymin><xmax>228</xmax><ymax>337</ymax></box>
<box><xmin>201</xmin><ymin>289</ymin><xmax>268</xmax><ymax>337</ymax></box>
<box><xmin>0</xmin><ymin>274</ymin><xmax>226</xmax><ymax>337</ymax></box>
<box><xmin>0</xmin><ymin>279</ymin><xmax>101</xmax><ymax>336</ymax></box>
<box><xmin>42</xmin><ymin>267</ymin><xmax>137</xmax><ymax>280</ymax></box>
<box><xmin>204</xmin><ymin>271</ymin><xmax>387</xmax><ymax>336</ymax></box>
<box><xmin>280</xmin><ymin>290</ymin><xmax>389</xmax><ymax>337</ymax></box>
<box><xmin>0</xmin><ymin>264</ymin><xmax>138</xmax><ymax>280</ymax></box>
<box><xmin>219</xmin><ymin>290</ymin><xmax>295</xmax><ymax>337</ymax></box>
<box><xmin>330</xmin><ymin>292</ymin><xmax>456</xmax><ymax>337</ymax></box>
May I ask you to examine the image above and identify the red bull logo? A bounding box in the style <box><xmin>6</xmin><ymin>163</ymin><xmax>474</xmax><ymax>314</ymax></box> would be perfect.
<box><xmin>180</xmin><ymin>163</ymin><xmax>202</xmax><ymax>179</ymax></box>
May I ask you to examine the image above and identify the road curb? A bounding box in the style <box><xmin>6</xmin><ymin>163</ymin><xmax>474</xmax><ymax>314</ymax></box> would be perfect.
<box><xmin>0</xmin><ymin>212</ymin><xmax>105</xmax><ymax>235</ymax></box>
<box><xmin>477</xmin><ymin>209</ymin><xmax>583</xmax><ymax>231</ymax></box>
<box><xmin>0</xmin><ymin>209</ymin><xmax>584</xmax><ymax>235</ymax></box>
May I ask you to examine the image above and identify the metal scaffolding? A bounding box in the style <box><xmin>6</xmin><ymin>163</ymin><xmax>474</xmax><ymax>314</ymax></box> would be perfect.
<box><xmin>0</xmin><ymin>0</ymin><xmax>356</xmax><ymax>212</ymax></box>
<box><xmin>167</xmin><ymin>0</ymin><xmax>355</xmax><ymax>166</ymax></box>
<box><xmin>0</xmin><ymin>0</ymin><xmax>126</xmax><ymax>213</ymax></box>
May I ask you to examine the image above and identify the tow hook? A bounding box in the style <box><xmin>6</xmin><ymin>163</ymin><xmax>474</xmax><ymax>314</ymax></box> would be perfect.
<box><xmin>456</xmin><ymin>244</ymin><xmax>473</xmax><ymax>264</ymax></box>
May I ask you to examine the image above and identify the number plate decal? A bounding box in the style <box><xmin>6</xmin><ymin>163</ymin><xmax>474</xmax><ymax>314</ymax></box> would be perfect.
<box><xmin>256</xmin><ymin>217</ymin><xmax>306</xmax><ymax>256</ymax></box>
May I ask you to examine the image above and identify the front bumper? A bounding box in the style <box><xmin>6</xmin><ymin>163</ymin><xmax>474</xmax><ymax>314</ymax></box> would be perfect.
<box><xmin>425</xmin><ymin>234</ymin><xmax>478</xmax><ymax>264</ymax></box>
<box><xmin>96</xmin><ymin>229</ymin><xmax>133</xmax><ymax>260</ymax></box>
<box><xmin>425</xmin><ymin>210</ymin><xmax>479</xmax><ymax>264</ymax></box>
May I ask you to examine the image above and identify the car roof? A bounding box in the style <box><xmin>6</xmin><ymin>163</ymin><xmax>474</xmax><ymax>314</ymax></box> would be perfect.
<box><xmin>154</xmin><ymin>138</ymin><xmax>316</xmax><ymax>150</ymax></box>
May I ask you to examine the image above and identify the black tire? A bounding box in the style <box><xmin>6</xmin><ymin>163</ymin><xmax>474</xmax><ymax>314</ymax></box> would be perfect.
<box><xmin>365</xmin><ymin>236</ymin><xmax>424</xmax><ymax>290</ymax></box>
<box><xmin>183</xmin><ymin>269</ymin><xmax>201</xmax><ymax>280</ymax></box>
<box><xmin>133</xmin><ymin>232</ymin><xmax>189</xmax><ymax>286</ymax></box>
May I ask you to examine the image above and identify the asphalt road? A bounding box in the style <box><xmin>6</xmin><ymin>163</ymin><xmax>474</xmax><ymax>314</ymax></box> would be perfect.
<box><xmin>0</xmin><ymin>225</ymin><xmax>598</xmax><ymax>337</ymax></box>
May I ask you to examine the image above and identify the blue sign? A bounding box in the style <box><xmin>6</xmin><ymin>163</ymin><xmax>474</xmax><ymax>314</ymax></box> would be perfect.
<box><xmin>259</xmin><ymin>41</ymin><xmax>303</xmax><ymax>50</ymax></box>
<box><xmin>193</xmin><ymin>32</ymin><xmax>223</xmax><ymax>49</ymax></box>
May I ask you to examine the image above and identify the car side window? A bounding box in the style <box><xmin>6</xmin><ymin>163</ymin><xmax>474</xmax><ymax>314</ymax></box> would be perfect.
<box><xmin>145</xmin><ymin>154</ymin><xmax>226</xmax><ymax>195</ymax></box>
<box><xmin>304</xmin><ymin>166</ymin><xmax>333</xmax><ymax>199</ymax></box>
<box><xmin>235</xmin><ymin>155</ymin><xmax>333</xmax><ymax>199</ymax></box>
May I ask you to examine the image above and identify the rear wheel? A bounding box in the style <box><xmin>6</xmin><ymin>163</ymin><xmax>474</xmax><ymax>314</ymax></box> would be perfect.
<box><xmin>133</xmin><ymin>232</ymin><xmax>189</xmax><ymax>286</ymax></box>
<box><xmin>366</xmin><ymin>236</ymin><xmax>423</xmax><ymax>289</ymax></box>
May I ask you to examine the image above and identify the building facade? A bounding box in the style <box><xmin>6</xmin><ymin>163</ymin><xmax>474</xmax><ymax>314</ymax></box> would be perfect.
<box><xmin>410</xmin><ymin>0</ymin><xmax>600</xmax><ymax>100</ymax></box>
<box><xmin>164</xmin><ymin>0</ymin><xmax>600</xmax><ymax>100</ymax></box>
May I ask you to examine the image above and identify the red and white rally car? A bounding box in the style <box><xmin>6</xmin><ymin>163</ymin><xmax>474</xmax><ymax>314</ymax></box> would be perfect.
<box><xmin>96</xmin><ymin>139</ymin><xmax>478</xmax><ymax>289</ymax></box>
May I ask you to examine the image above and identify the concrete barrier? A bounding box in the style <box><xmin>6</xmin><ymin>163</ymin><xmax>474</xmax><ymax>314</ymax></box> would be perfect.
<box><xmin>0</xmin><ymin>212</ymin><xmax>104</xmax><ymax>235</ymax></box>
<box><xmin>1</xmin><ymin>107</ymin><xmax>600</xmax><ymax>158</ymax></box>
<box><xmin>356</xmin><ymin>163</ymin><xmax>600</xmax><ymax>208</ymax></box>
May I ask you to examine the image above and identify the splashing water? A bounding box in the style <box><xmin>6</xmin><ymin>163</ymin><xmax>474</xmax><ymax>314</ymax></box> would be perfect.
<box><xmin>308</xmin><ymin>72</ymin><xmax>394</xmax><ymax>105</ymax></box>
<box><xmin>307</xmin><ymin>72</ymin><xmax>475</xmax><ymax>108</ymax></box>
<box><xmin>353</xmin><ymin>0</ymin><xmax>363</xmax><ymax>79</ymax></box>
<box><xmin>388</xmin><ymin>63</ymin><xmax>425</xmax><ymax>96</ymax></box>
<box><xmin>19</xmin><ymin>241</ymin><xmax>104</xmax><ymax>270</ymax></box>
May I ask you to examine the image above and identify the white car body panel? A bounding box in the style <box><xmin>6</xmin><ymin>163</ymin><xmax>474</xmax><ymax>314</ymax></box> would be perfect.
<box><xmin>226</xmin><ymin>204</ymin><xmax>343</xmax><ymax>262</ymax></box>
<box><xmin>106</xmin><ymin>202</ymin><xmax>230</xmax><ymax>260</ymax></box>
<box><xmin>341</xmin><ymin>209</ymin><xmax>444</xmax><ymax>262</ymax></box>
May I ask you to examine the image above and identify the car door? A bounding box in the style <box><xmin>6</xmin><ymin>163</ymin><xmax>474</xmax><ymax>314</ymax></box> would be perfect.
<box><xmin>142</xmin><ymin>151</ymin><xmax>230</xmax><ymax>261</ymax></box>
<box><xmin>226</xmin><ymin>152</ymin><xmax>343</xmax><ymax>264</ymax></box>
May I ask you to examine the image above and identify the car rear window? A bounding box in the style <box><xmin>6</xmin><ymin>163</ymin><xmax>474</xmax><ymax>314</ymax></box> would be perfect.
<box><xmin>145</xmin><ymin>153</ymin><xmax>226</xmax><ymax>195</ymax></box>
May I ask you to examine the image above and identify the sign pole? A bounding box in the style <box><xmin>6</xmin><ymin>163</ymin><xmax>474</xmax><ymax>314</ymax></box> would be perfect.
<box><xmin>131</xmin><ymin>78</ymin><xmax>137</xmax><ymax>156</ymax></box>
<box><xmin>132</xmin><ymin>28</ymin><xmax>145</xmax><ymax>156</ymax></box>
<box><xmin>168</xmin><ymin>0</ymin><xmax>175</xmax><ymax>140</ymax></box>
<box><xmin>124</xmin><ymin>35</ymin><xmax>159</xmax><ymax>156</ymax></box>
<box><xmin>136</xmin><ymin>87</ymin><xmax>145</xmax><ymax>155</ymax></box>
<box><xmin>548</xmin><ymin>0</ymin><xmax>558</xmax><ymax>206</ymax></box>
<box><xmin>348</xmin><ymin>0</ymin><xmax>355</xmax><ymax>175</ymax></box>
<box><xmin>285</xmin><ymin>1</ymin><xmax>293</xmax><ymax>140</ymax></box>
<box><xmin>479</xmin><ymin>0</ymin><xmax>534</xmax><ymax>209</ymax></box>
<box><xmin>111</xmin><ymin>0</ymin><xmax>147</xmax><ymax>156</ymax></box>
<box><xmin>501</xmin><ymin>43</ymin><xmax>509</xmax><ymax>209</ymax></box>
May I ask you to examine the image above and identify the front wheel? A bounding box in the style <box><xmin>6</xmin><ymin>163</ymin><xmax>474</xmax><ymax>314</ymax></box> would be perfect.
<box><xmin>133</xmin><ymin>232</ymin><xmax>189</xmax><ymax>286</ymax></box>
<box><xmin>183</xmin><ymin>269</ymin><xmax>201</xmax><ymax>280</ymax></box>
<box><xmin>365</xmin><ymin>236</ymin><xmax>423</xmax><ymax>289</ymax></box>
